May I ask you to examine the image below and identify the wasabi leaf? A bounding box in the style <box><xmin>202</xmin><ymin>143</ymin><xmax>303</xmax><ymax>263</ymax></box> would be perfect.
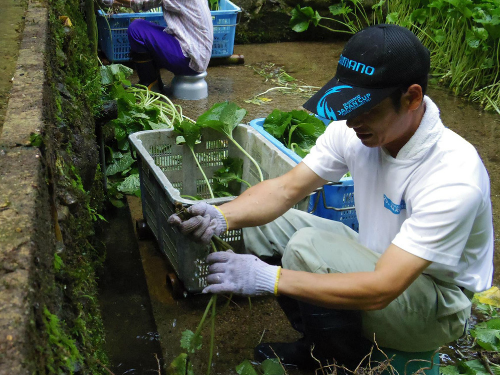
<box><xmin>197</xmin><ymin>101</ymin><xmax>247</xmax><ymax>138</ymax></box>
<box><xmin>180</xmin><ymin>330</ymin><xmax>203</xmax><ymax>353</ymax></box>
<box><xmin>236</xmin><ymin>360</ymin><xmax>259</xmax><ymax>375</ymax></box>
<box><xmin>261</xmin><ymin>359</ymin><xmax>285</xmax><ymax>375</ymax></box>
<box><xmin>263</xmin><ymin>109</ymin><xmax>292</xmax><ymax>139</ymax></box>
<box><xmin>441</xmin><ymin>365</ymin><xmax>461</xmax><ymax>375</ymax></box>
<box><xmin>173</xmin><ymin>120</ymin><xmax>202</xmax><ymax>149</ymax></box>
<box><xmin>470</xmin><ymin>318</ymin><xmax>500</xmax><ymax>351</ymax></box>
<box><xmin>459</xmin><ymin>359</ymin><xmax>500</xmax><ymax>375</ymax></box>
<box><xmin>106</xmin><ymin>153</ymin><xmax>135</xmax><ymax>176</ymax></box>
<box><xmin>166</xmin><ymin>353</ymin><xmax>194</xmax><ymax>375</ymax></box>
<box><xmin>213</xmin><ymin>157</ymin><xmax>250</xmax><ymax>197</ymax></box>
<box><xmin>117</xmin><ymin>174</ymin><xmax>140</xmax><ymax>196</ymax></box>
<box><xmin>197</xmin><ymin>101</ymin><xmax>263</xmax><ymax>182</ymax></box>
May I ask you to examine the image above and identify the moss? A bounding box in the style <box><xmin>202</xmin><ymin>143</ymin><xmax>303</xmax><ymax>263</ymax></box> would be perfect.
<box><xmin>41</xmin><ymin>307</ymin><xmax>83</xmax><ymax>374</ymax></box>
<box><xmin>26</xmin><ymin>0</ymin><xmax>109</xmax><ymax>372</ymax></box>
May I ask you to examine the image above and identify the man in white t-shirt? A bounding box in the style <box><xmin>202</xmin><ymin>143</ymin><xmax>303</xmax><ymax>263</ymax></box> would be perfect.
<box><xmin>168</xmin><ymin>24</ymin><xmax>494</xmax><ymax>370</ymax></box>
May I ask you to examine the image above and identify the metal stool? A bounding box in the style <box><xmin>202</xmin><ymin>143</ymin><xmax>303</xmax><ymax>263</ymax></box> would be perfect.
<box><xmin>170</xmin><ymin>71</ymin><xmax>208</xmax><ymax>100</ymax></box>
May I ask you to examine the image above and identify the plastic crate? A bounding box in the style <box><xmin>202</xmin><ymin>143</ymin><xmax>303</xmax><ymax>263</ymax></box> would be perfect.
<box><xmin>211</xmin><ymin>0</ymin><xmax>240</xmax><ymax>57</ymax></box>
<box><xmin>129</xmin><ymin>125</ymin><xmax>308</xmax><ymax>294</ymax></box>
<box><xmin>249</xmin><ymin>118</ymin><xmax>359</xmax><ymax>232</ymax></box>
<box><xmin>97</xmin><ymin>0</ymin><xmax>241</xmax><ymax>62</ymax></box>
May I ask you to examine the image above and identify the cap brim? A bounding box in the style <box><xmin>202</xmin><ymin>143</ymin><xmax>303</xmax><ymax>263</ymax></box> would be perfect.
<box><xmin>303</xmin><ymin>77</ymin><xmax>400</xmax><ymax>121</ymax></box>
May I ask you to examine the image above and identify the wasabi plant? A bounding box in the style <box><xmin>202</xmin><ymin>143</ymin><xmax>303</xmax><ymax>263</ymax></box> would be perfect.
<box><xmin>197</xmin><ymin>101</ymin><xmax>264</xmax><ymax>182</ymax></box>
<box><xmin>264</xmin><ymin>109</ymin><xmax>327</xmax><ymax>158</ymax></box>
<box><xmin>290</xmin><ymin>0</ymin><xmax>500</xmax><ymax>114</ymax></box>
<box><xmin>167</xmin><ymin>205</ymin><xmax>236</xmax><ymax>375</ymax></box>
<box><xmin>173</xmin><ymin>120</ymin><xmax>215</xmax><ymax>199</ymax></box>
<box><xmin>213</xmin><ymin>157</ymin><xmax>251</xmax><ymax>197</ymax></box>
<box><xmin>245</xmin><ymin>63</ymin><xmax>319</xmax><ymax>105</ymax></box>
<box><xmin>100</xmin><ymin>64</ymin><xmax>195</xmax><ymax>205</ymax></box>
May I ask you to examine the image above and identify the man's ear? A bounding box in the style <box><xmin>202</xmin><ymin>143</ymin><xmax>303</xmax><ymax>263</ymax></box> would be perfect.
<box><xmin>403</xmin><ymin>84</ymin><xmax>424</xmax><ymax>111</ymax></box>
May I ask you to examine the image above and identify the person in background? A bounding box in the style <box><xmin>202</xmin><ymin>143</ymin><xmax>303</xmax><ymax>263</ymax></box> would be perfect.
<box><xmin>101</xmin><ymin>0</ymin><xmax>213</xmax><ymax>92</ymax></box>
<box><xmin>168</xmin><ymin>24</ymin><xmax>494</xmax><ymax>371</ymax></box>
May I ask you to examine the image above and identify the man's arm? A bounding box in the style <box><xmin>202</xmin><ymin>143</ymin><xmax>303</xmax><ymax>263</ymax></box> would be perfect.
<box><xmin>278</xmin><ymin>243</ymin><xmax>431</xmax><ymax>310</ymax></box>
<box><xmin>220</xmin><ymin>162</ymin><xmax>327</xmax><ymax>230</ymax></box>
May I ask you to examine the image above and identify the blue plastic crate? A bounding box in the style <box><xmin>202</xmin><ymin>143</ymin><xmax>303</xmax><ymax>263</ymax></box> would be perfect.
<box><xmin>249</xmin><ymin>118</ymin><xmax>359</xmax><ymax>232</ymax></box>
<box><xmin>211</xmin><ymin>0</ymin><xmax>240</xmax><ymax>57</ymax></box>
<box><xmin>97</xmin><ymin>0</ymin><xmax>241</xmax><ymax>62</ymax></box>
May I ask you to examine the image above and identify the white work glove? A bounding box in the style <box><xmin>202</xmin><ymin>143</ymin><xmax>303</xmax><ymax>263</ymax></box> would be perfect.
<box><xmin>202</xmin><ymin>250</ymin><xmax>281</xmax><ymax>296</ymax></box>
<box><xmin>167</xmin><ymin>202</ymin><xmax>227</xmax><ymax>245</ymax></box>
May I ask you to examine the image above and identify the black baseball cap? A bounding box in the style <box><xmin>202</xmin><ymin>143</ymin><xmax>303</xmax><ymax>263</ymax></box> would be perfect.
<box><xmin>303</xmin><ymin>24</ymin><xmax>430</xmax><ymax>121</ymax></box>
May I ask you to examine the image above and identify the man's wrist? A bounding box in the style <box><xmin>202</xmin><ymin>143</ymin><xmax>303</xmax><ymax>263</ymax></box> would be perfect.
<box><xmin>255</xmin><ymin>264</ymin><xmax>281</xmax><ymax>295</ymax></box>
<box><xmin>214</xmin><ymin>206</ymin><xmax>228</xmax><ymax>233</ymax></box>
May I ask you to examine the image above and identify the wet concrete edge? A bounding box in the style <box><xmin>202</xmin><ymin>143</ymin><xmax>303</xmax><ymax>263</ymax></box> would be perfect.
<box><xmin>0</xmin><ymin>1</ymin><xmax>51</xmax><ymax>374</ymax></box>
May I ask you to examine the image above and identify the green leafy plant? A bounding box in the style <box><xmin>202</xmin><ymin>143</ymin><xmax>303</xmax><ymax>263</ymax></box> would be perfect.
<box><xmin>208</xmin><ymin>0</ymin><xmax>219</xmax><ymax>11</ymax></box>
<box><xmin>263</xmin><ymin>109</ymin><xmax>327</xmax><ymax>158</ymax></box>
<box><xmin>471</xmin><ymin>318</ymin><xmax>500</xmax><ymax>351</ymax></box>
<box><xmin>213</xmin><ymin>157</ymin><xmax>251</xmax><ymax>197</ymax></box>
<box><xmin>197</xmin><ymin>101</ymin><xmax>264</xmax><ymax>182</ymax></box>
<box><xmin>245</xmin><ymin>63</ymin><xmax>319</xmax><ymax>105</ymax></box>
<box><xmin>236</xmin><ymin>358</ymin><xmax>285</xmax><ymax>375</ymax></box>
<box><xmin>167</xmin><ymin>206</ymin><xmax>235</xmax><ymax>375</ymax></box>
<box><xmin>290</xmin><ymin>0</ymin><xmax>373</xmax><ymax>35</ymax></box>
<box><xmin>174</xmin><ymin>120</ymin><xmax>215</xmax><ymax>199</ymax></box>
<box><xmin>383</xmin><ymin>0</ymin><xmax>500</xmax><ymax>113</ymax></box>
<box><xmin>100</xmin><ymin>64</ymin><xmax>194</xmax><ymax>206</ymax></box>
<box><xmin>290</xmin><ymin>1</ymin><xmax>500</xmax><ymax>114</ymax></box>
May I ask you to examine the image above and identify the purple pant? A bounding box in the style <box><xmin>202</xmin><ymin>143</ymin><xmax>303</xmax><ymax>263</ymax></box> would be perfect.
<box><xmin>127</xmin><ymin>19</ymin><xmax>198</xmax><ymax>76</ymax></box>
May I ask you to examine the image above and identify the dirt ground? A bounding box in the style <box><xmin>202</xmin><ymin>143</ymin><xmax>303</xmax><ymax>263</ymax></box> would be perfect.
<box><xmin>109</xmin><ymin>41</ymin><xmax>500</xmax><ymax>375</ymax></box>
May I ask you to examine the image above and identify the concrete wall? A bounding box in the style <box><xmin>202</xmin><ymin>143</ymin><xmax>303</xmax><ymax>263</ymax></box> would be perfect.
<box><xmin>0</xmin><ymin>1</ymin><xmax>53</xmax><ymax>373</ymax></box>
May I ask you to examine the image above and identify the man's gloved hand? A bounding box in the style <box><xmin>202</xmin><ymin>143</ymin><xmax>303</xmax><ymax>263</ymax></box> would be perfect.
<box><xmin>202</xmin><ymin>250</ymin><xmax>281</xmax><ymax>296</ymax></box>
<box><xmin>167</xmin><ymin>202</ymin><xmax>227</xmax><ymax>245</ymax></box>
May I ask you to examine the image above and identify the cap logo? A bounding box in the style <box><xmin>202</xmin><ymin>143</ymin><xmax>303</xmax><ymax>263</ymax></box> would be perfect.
<box><xmin>338</xmin><ymin>55</ymin><xmax>375</xmax><ymax>76</ymax></box>
<box><xmin>337</xmin><ymin>93</ymin><xmax>371</xmax><ymax>117</ymax></box>
<box><xmin>317</xmin><ymin>85</ymin><xmax>352</xmax><ymax>121</ymax></box>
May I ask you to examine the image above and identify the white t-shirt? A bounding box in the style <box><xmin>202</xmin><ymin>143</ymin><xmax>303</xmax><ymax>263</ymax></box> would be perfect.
<box><xmin>302</xmin><ymin>96</ymin><xmax>494</xmax><ymax>293</ymax></box>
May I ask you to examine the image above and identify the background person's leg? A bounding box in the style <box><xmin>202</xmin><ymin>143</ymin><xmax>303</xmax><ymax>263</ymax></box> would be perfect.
<box><xmin>127</xmin><ymin>19</ymin><xmax>197</xmax><ymax>76</ymax></box>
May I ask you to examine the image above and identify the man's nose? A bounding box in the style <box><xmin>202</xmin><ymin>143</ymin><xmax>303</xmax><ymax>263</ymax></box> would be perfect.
<box><xmin>346</xmin><ymin>118</ymin><xmax>361</xmax><ymax>128</ymax></box>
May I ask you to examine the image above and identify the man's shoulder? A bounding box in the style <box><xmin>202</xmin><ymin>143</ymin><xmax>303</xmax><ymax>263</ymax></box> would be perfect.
<box><xmin>416</xmin><ymin>128</ymin><xmax>489</xmax><ymax>192</ymax></box>
<box><xmin>435</xmin><ymin>128</ymin><xmax>482</xmax><ymax>166</ymax></box>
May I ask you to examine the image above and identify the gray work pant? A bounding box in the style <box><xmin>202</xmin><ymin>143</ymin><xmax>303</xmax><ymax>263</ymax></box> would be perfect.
<box><xmin>243</xmin><ymin>209</ymin><xmax>472</xmax><ymax>352</ymax></box>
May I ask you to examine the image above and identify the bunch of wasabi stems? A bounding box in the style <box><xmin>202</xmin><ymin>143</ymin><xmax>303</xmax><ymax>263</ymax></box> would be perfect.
<box><xmin>168</xmin><ymin>205</ymin><xmax>235</xmax><ymax>375</ymax></box>
<box><xmin>129</xmin><ymin>84</ymin><xmax>196</xmax><ymax>129</ymax></box>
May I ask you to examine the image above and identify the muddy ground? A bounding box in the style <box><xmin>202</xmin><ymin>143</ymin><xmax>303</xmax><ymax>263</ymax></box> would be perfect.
<box><xmin>96</xmin><ymin>42</ymin><xmax>499</xmax><ymax>375</ymax></box>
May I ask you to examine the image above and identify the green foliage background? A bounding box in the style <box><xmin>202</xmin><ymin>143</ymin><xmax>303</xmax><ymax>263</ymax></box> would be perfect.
<box><xmin>290</xmin><ymin>0</ymin><xmax>500</xmax><ymax>113</ymax></box>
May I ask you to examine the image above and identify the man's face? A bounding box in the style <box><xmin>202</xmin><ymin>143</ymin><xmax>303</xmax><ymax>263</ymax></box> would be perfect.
<box><xmin>345</xmin><ymin>96</ymin><xmax>410</xmax><ymax>154</ymax></box>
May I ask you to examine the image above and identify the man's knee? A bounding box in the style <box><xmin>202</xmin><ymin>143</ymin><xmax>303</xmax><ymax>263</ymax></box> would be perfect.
<box><xmin>282</xmin><ymin>228</ymin><xmax>347</xmax><ymax>272</ymax></box>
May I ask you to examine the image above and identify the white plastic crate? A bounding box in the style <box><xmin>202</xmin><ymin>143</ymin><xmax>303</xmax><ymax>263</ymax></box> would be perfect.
<box><xmin>129</xmin><ymin>125</ymin><xmax>308</xmax><ymax>294</ymax></box>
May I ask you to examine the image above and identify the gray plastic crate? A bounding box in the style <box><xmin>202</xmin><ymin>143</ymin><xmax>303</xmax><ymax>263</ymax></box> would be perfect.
<box><xmin>129</xmin><ymin>125</ymin><xmax>308</xmax><ymax>294</ymax></box>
